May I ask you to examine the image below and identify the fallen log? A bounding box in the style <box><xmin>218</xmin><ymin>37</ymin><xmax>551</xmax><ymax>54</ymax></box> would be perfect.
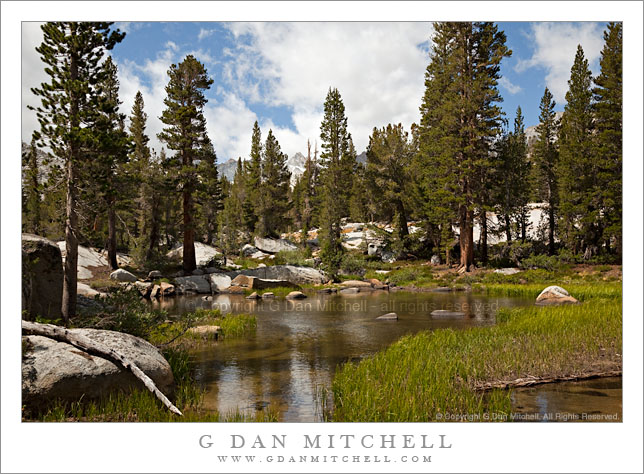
<box><xmin>22</xmin><ymin>320</ymin><xmax>182</xmax><ymax>416</ymax></box>
<box><xmin>473</xmin><ymin>369</ymin><xmax>622</xmax><ymax>392</ymax></box>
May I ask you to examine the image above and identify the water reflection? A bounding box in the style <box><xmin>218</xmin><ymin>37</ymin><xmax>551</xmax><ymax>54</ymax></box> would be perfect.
<box><xmin>511</xmin><ymin>377</ymin><xmax>622</xmax><ymax>422</ymax></box>
<box><xmin>159</xmin><ymin>291</ymin><xmax>532</xmax><ymax>421</ymax></box>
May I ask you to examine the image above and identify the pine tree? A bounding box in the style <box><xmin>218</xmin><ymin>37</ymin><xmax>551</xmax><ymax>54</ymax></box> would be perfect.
<box><xmin>533</xmin><ymin>88</ymin><xmax>560</xmax><ymax>255</ymax></box>
<box><xmin>128</xmin><ymin>91</ymin><xmax>162</xmax><ymax>266</ymax></box>
<box><xmin>494</xmin><ymin>106</ymin><xmax>530</xmax><ymax>243</ymax></box>
<box><xmin>558</xmin><ymin>45</ymin><xmax>595</xmax><ymax>256</ymax></box>
<box><xmin>592</xmin><ymin>22</ymin><xmax>622</xmax><ymax>256</ymax></box>
<box><xmin>30</xmin><ymin>22</ymin><xmax>124</xmax><ymax>320</ymax></box>
<box><xmin>196</xmin><ymin>138</ymin><xmax>223</xmax><ymax>244</ymax></box>
<box><xmin>417</xmin><ymin>22</ymin><xmax>510</xmax><ymax>270</ymax></box>
<box><xmin>257</xmin><ymin>130</ymin><xmax>291</xmax><ymax>237</ymax></box>
<box><xmin>22</xmin><ymin>135</ymin><xmax>42</xmax><ymax>234</ymax></box>
<box><xmin>242</xmin><ymin>121</ymin><xmax>262</xmax><ymax>233</ymax></box>
<box><xmin>319</xmin><ymin>87</ymin><xmax>352</xmax><ymax>276</ymax></box>
<box><xmin>91</xmin><ymin>56</ymin><xmax>131</xmax><ymax>270</ymax></box>
<box><xmin>366</xmin><ymin>123</ymin><xmax>413</xmax><ymax>256</ymax></box>
<box><xmin>158</xmin><ymin>55</ymin><xmax>213</xmax><ymax>273</ymax></box>
<box><xmin>218</xmin><ymin>159</ymin><xmax>245</xmax><ymax>257</ymax></box>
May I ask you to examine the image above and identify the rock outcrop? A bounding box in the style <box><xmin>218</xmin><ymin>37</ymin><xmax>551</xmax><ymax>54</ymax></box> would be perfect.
<box><xmin>109</xmin><ymin>268</ymin><xmax>138</xmax><ymax>283</ymax></box>
<box><xmin>166</xmin><ymin>242</ymin><xmax>221</xmax><ymax>267</ymax></box>
<box><xmin>22</xmin><ymin>329</ymin><xmax>174</xmax><ymax>408</ymax></box>
<box><xmin>285</xmin><ymin>291</ymin><xmax>307</xmax><ymax>299</ymax></box>
<box><xmin>56</xmin><ymin>241</ymin><xmax>109</xmax><ymax>279</ymax></box>
<box><xmin>239</xmin><ymin>265</ymin><xmax>326</xmax><ymax>285</ymax></box>
<box><xmin>173</xmin><ymin>275</ymin><xmax>211</xmax><ymax>294</ymax></box>
<box><xmin>22</xmin><ymin>234</ymin><xmax>63</xmax><ymax>320</ymax></box>
<box><xmin>254</xmin><ymin>237</ymin><xmax>298</xmax><ymax>254</ymax></box>
<box><xmin>209</xmin><ymin>273</ymin><xmax>232</xmax><ymax>293</ymax></box>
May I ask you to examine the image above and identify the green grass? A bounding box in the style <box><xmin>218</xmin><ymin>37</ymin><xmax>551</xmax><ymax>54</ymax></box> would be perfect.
<box><xmin>33</xmin><ymin>390</ymin><xmax>279</xmax><ymax>422</ymax></box>
<box><xmin>243</xmin><ymin>286</ymin><xmax>299</xmax><ymax>299</ymax></box>
<box><xmin>331</xmin><ymin>292</ymin><xmax>622</xmax><ymax>422</ymax></box>
<box><xmin>148</xmin><ymin>308</ymin><xmax>257</xmax><ymax>347</ymax></box>
<box><xmin>273</xmin><ymin>249</ymin><xmax>313</xmax><ymax>266</ymax></box>
<box><xmin>475</xmin><ymin>281</ymin><xmax>622</xmax><ymax>301</ymax></box>
<box><xmin>88</xmin><ymin>278</ymin><xmax>121</xmax><ymax>291</ymax></box>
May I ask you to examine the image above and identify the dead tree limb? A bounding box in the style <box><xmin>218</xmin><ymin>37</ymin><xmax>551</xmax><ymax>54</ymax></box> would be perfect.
<box><xmin>22</xmin><ymin>320</ymin><xmax>182</xmax><ymax>416</ymax></box>
<box><xmin>473</xmin><ymin>369</ymin><xmax>622</xmax><ymax>392</ymax></box>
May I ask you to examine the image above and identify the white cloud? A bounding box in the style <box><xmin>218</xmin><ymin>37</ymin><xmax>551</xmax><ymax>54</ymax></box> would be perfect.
<box><xmin>499</xmin><ymin>76</ymin><xmax>522</xmax><ymax>95</ymax></box>
<box><xmin>21</xmin><ymin>22</ymin><xmax>47</xmax><ymax>144</ymax></box>
<box><xmin>115</xmin><ymin>44</ymin><xmax>177</xmax><ymax>155</ymax></box>
<box><xmin>198</xmin><ymin>28</ymin><xmax>215</xmax><ymax>41</ymax></box>
<box><xmin>515</xmin><ymin>22</ymin><xmax>604</xmax><ymax>103</ymax></box>
<box><xmin>222</xmin><ymin>22</ymin><xmax>433</xmax><ymax>155</ymax></box>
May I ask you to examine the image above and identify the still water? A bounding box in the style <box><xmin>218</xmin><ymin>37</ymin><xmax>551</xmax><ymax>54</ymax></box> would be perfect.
<box><xmin>158</xmin><ymin>291</ymin><xmax>532</xmax><ymax>421</ymax></box>
<box><xmin>511</xmin><ymin>377</ymin><xmax>622</xmax><ymax>422</ymax></box>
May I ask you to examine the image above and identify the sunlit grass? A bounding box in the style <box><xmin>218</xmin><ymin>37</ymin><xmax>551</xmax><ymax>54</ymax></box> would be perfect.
<box><xmin>332</xmin><ymin>293</ymin><xmax>621</xmax><ymax>422</ymax></box>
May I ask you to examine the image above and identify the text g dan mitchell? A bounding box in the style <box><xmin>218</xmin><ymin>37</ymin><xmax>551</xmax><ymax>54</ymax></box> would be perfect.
<box><xmin>199</xmin><ymin>433</ymin><xmax>453</xmax><ymax>450</ymax></box>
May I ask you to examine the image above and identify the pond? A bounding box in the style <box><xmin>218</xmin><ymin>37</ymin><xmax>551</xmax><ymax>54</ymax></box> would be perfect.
<box><xmin>156</xmin><ymin>291</ymin><xmax>536</xmax><ymax>421</ymax></box>
<box><xmin>511</xmin><ymin>377</ymin><xmax>622</xmax><ymax>422</ymax></box>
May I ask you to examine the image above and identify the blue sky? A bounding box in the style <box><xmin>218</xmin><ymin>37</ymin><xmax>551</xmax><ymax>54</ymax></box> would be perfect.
<box><xmin>22</xmin><ymin>21</ymin><xmax>609</xmax><ymax>161</ymax></box>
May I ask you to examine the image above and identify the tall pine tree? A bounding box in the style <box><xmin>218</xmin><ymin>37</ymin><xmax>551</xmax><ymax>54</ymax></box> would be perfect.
<box><xmin>558</xmin><ymin>45</ymin><xmax>595</xmax><ymax>256</ymax></box>
<box><xmin>243</xmin><ymin>121</ymin><xmax>262</xmax><ymax>233</ymax></box>
<box><xmin>319</xmin><ymin>87</ymin><xmax>352</xmax><ymax>276</ymax></box>
<box><xmin>91</xmin><ymin>56</ymin><xmax>131</xmax><ymax>270</ymax></box>
<box><xmin>30</xmin><ymin>22</ymin><xmax>124</xmax><ymax>320</ymax></box>
<box><xmin>366</xmin><ymin>123</ymin><xmax>413</xmax><ymax>256</ymax></box>
<box><xmin>533</xmin><ymin>88</ymin><xmax>560</xmax><ymax>255</ymax></box>
<box><xmin>158</xmin><ymin>55</ymin><xmax>213</xmax><ymax>273</ymax></box>
<box><xmin>257</xmin><ymin>130</ymin><xmax>291</xmax><ymax>237</ymax></box>
<box><xmin>592</xmin><ymin>22</ymin><xmax>622</xmax><ymax>256</ymax></box>
<box><xmin>196</xmin><ymin>138</ymin><xmax>223</xmax><ymax>244</ymax></box>
<box><xmin>417</xmin><ymin>22</ymin><xmax>510</xmax><ymax>270</ymax></box>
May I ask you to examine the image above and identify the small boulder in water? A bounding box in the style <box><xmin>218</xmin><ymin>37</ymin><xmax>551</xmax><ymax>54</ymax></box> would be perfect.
<box><xmin>376</xmin><ymin>312</ymin><xmax>398</xmax><ymax>321</ymax></box>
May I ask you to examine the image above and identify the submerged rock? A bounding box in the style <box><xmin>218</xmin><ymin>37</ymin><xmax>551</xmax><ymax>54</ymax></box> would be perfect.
<box><xmin>339</xmin><ymin>287</ymin><xmax>361</xmax><ymax>295</ymax></box>
<box><xmin>431</xmin><ymin>309</ymin><xmax>466</xmax><ymax>318</ymax></box>
<box><xmin>376</xmin><ymin>312</ymin><xmax>398</xmax><ymax>320</ymax></box>
<box><xmin>246</xmin><ymin>291</ymin><xmax>260</xmax><ymax>299</ymax></box>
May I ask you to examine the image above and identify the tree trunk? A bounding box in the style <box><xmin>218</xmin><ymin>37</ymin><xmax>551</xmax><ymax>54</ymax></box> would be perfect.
<box><xmin>22</xmin><ymin>321</ymin><xmax>182</xmax><ymax>416</ymax></box>
<box><xmin>147</xmin><ymin>194</ymin><xmax>159</xmax><ymax>260</ymax></box>
<box><xmin>61</xmin><ymin>39</ymin><xmax>79</xmax><ymax>322</ymax></box>
<box><xmin>480</xmin><ymin>210</ymin><xmax>488</xmax><ymax>266</ymax></box>
<box><xmin>505</xmin><ymin>213</ymin><xmax>512</xmax><ymax>243</ymax></box>
<box><xmin>61</xmin><ymin>156</ymin><xmax>78</xmax><ymax>322</ymax></box>
<box><xmin>459</xmin><ymin>205</ymin><xmax>474</xmax><ymax>271</ymax></box>
<box><xmin>548</xmin><ymin>203</ymin><xmax>556</xmax><ymax>256</ymax></box>
<box><xmin>107</xmin><ymin>201</ymin><xmax>118</xmax><ymax>270</ymax></box>
<box><xmin>521</xmin><ymin>206</ymin><xmax>527</xmax><ymax>243</ymax></box>
<box><xmin>182</xmin><ymin>188</ymin><xmax>196</xmax><ymax>273</ymax></box>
